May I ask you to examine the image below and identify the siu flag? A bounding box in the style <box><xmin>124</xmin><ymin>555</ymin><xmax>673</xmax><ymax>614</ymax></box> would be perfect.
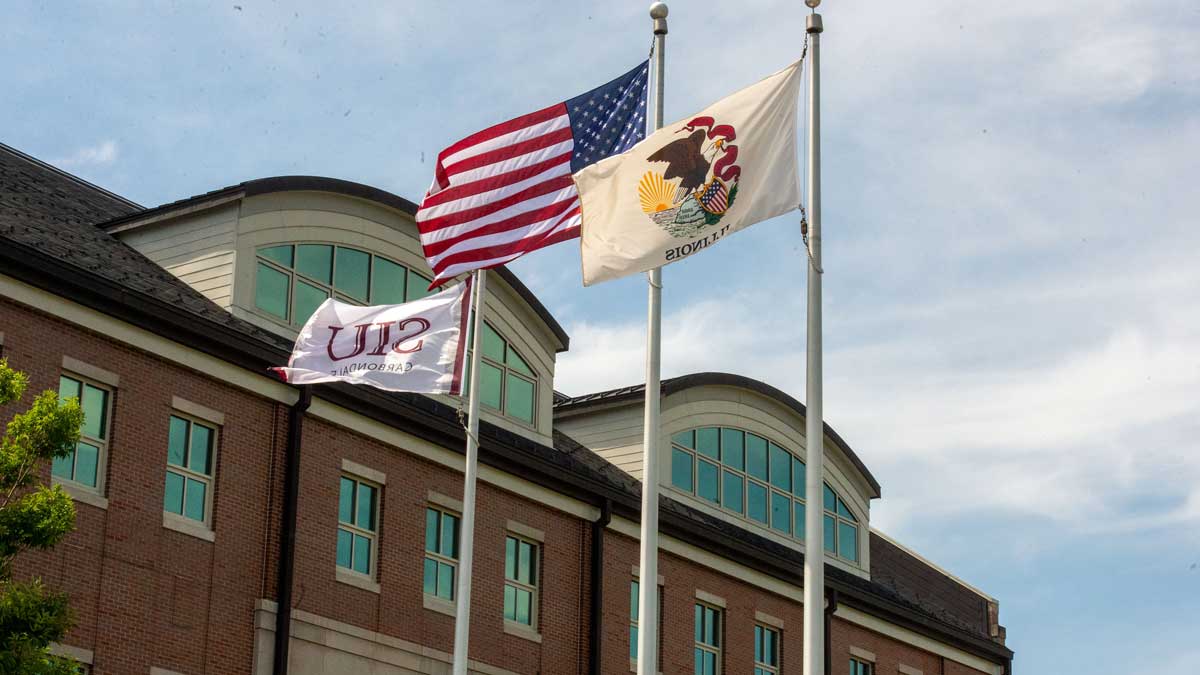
<box><xmin>416</xmin><ymin>61</ymin><xmax>649</xmax><ymax>287</ymax></box>
<box><xmin>578</xmin><ymin>61</ymin><xmax>803</xmax><ymax>285</ymax></box>
<box><xmin>271</xmin><ymin>280</ymin><xmax>472</xmax><ymax>395</ymax></box>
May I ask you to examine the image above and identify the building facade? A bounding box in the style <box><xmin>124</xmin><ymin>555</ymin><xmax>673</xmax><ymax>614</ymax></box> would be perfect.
<box><xmin>0</xmin><ymin>142</ymin><xmax>1012</xmax><ymax>675</ymax></box>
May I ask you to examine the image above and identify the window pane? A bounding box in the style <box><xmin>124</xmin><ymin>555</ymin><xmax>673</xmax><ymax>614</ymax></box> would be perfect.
<box><xmin>722</xmin><ymin>470</ymin><xmax>743</xmax><ymax>514</ymax></box>
<box><xmin>504</xmin><ymin>584</ymin><xmax>517</xmax><ymax>621</ymax></box>
<box><xmin>794</xmin><ymin>501</ymin><xmax>806</xmax><ymax>540</ymax></box>
<box><xmin>353</xmin><ymin>534</ymin><xmax>371</xmax><ymax>574</ymax></box>
<box><xmin>838</xmin><ymin>496</ymin><xmax>857</xmax><ymax>521</ymax></box>
<box><xmin>479</xmin><ymin>362</ymin><xmax>503</xmax><ymax>410</ymax></box>
<box><xmin>52</xmin><ymin>449</ymin><xmax>74</xmax><ymax>480</ymax></box>
<box><xmin>769</xmin><ymin>443</ymin><xmax>790</xmax><ymax>491</ymax></box>
<box><xmin>705</xmin><ymin>606</ymin><xmax>718</xmax><ymax>644</ymax></box>
<box><xmin>755</xmin><ymin>625</ymin><xmax>763</xmax><ymax>661</ymax></box>
<box><xmin>824</xmin><ymin>483</ymin><xmax>837</xmax><ymax>512</ymax></box>
<box><xmin>189</xmin><ymin>423</ymin><xmax>212</xmax><ymax>475</ymax></box>
<box><xmin>630</xmin><ymin>580</ymin><xmax>639</xmax><ymax>620</ymax></box>
<box><xmin>506</xmin><ymin>347</ymin><xmax>533</xmax><ymax>376</ymax></box>
<box><xmin>505</xmin><ymin>537</ymin><xmax>517</xmax><ymax>580</ymax></box>
<box><xmin>356</xmin><ymin>483</ymin><xmax>376</xmax><ymax>531</ymax></box>
<box><xmin>517</xmin><ymin>541</ymin><xmax>533</xmax><ymax>584</ymax></box>
<box><xmin>630</xmin><ymin>626</ymin><xmax>638</xmax><ymax>660</ymax></box>
<box><xmin>505</xmin><ymin>373</ymin><xmax>535</xmax><ymax>423</ymax></box>
<box><xmin>481</xmin><ymin>323</ymin><xmax>505</xmax><ymax>362</ymax></box>
<box><xmin>694</xmin><ymin>648</ymin><xmax>703</xmax><ymax>675</ymax></box>
<box><xmin>694</xmin><ymin>604</ymin><xmax>702</xmax><ymax>642</ymax></box>
<box><xmin>696</xmin><ymin>428</ymin><xmax>719</xmax><ymax>459</ymax></box>
<box><xmin>184</xmin><ymin>478</ymin><xmax>206</xmax><ymax>521</ymax></box>
<box><xmin>164</xmin><ymin>470</ymin><xmax>185</xmax><ymax>515</ymax></box>
<box><xmin>334</xmin><ymin>248</ymin><xmax>370</xmax><ymax>301</ymax></box>
<box><xmin>440</xmin><ymin>513</ymin><xmax>459</xmax><ymax>558</ymax></box>
<box><xmin>423</xmin><ymin>557</ymin><xmax>438</xmax><ymax>594</ymax></box>
<box><xmin>371</xmin><ymin>258</ymin><xmax>408</xmax><ymax>304</ymax></box>
<box><xmin>58</xmin><ymin>376</ymin><xmax>81</xmax><ymax>403</ymax></box>
<box><xmin>839</xmin><ymin>521</ymin><xmax>859</xmax><ymax>561</ymax></box>
<box><xmin>81</xmin><ymin>385</ymin><xmax>108</xmax><ymax>439</ymax></box>
<box><xmin>771</xmin><ymin>491</ymin><xmax>791</xmax><ymax>534</ymax></box>
<box><xmin>74</xmin><ymin>442</ymin><xmax>98</xmax><ymax>487</ymax></box>
<box><xmin>406</xmin><ymin>272</ymin><xmax>434</xmax><ymax>302</ymax></box>
<box><xmin>294</xmin><ymin>280</ymin><xmax>328</xmax><ymax>325</ymax></box>
<box><xmin>824</xmin><ymin>514</ymin><xmax>836</xmax><ymax>552</ymax></box>
<box><xmin>747</xmin><ymin>481</ymin><xmax>768</xmax><ymax>524</ymax></box>
<box><xmin>746</xmin><ymin>434</ymin><xmax>768</xmax><ymax>480</ymax></box>
<box><xmin>704</xmin><ymin>651</ymin><xmax>716</xmax><ymax>675</ymax></box>
<box><xmin>167</xmin><ymin>416</ymin><xmax>188</xmax><ymax>467</ymax></box>
<box><xmin>437</xmin><ymin>561</ymin><xmax>455</xmax><ymax>599</ymax></box>
<box><xmin>340</xmin><ymin>478</ymin><xmax>355</xmax><ymax>524</ymax></box>
<box><xmin>671</xmin><ymin>448</ymin><xmax>694</xmax><ymax>492</ymax></box>
<box><xmin>720</xmin><ymin>428</ymin><xmax>744</xmax><ymax>470</ymax></box>
<box><xmin>672</xmin><ymin>430</ymin><xmax>694</xmax><ymax>449</ymax></box>
<box><xmin>792</xmin><ymin>457</ymin><xmax>806</xmax><ymax>498</ymax></box>
<box><xmin>259</xmin><ymin>245</ymin><xmax>294</xmax><ymax>267</ymax></box>
<box><xmin>296</xmin><ymin>244</ymin><xmax>333</xmax><ymax>284</ymax></box>
<box><xmin>337</xmin><ymin>528</ymin><xmax>353</xmax><ymax>568</ymax></box>
<box><xmin>515</xmin><ymin>588</ymin><xmax>531</xmax><ymax>625</ymax></box>
<box><xmin>697</xmin><ymin>460</ymin><xmax>719</xmax><ymax>503</ymax></box>
<box><xmin>255</xmin><ymin>262</ymin><xmax>290</xmax><ymax>320</ymax></box>
<box><xmin>425</xmin><ymin>508</ymin><xmax>439</xmax><ymax>552</ymax></box>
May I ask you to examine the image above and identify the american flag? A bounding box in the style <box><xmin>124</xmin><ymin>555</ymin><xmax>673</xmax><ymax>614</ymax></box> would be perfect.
<box><xmin>416</xmin><ymin>61</ymin><xmax>649</xmax><ymax>286</ymax></box>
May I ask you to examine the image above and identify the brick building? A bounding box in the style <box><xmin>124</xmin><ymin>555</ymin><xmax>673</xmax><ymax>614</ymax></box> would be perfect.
<box><xmin>0</xmin><ymin>141</ymin><xmax>1013</xmax><ymax>675</ymax></box>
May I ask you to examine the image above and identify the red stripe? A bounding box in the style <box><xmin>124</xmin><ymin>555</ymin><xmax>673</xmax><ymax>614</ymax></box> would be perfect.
<box><xmin>418</xmin><ymin>174</ymin><xmax>576</xmax><ymax>233</ymax></box>
<box><xmin>422</xmin><ymin>197</ymin><xmax>578</xmax><ymax>258</ymax></box>
<box><xmin>449</xmin><ymin>276</ymin><xmax>473</xmax><ymax>395</ymax></box>
<box><xmin>433</xmin><ymin>103</ymin><xmax>567</xmax><ymax>190</ymax></box>
<box><xmin>430</xmin><ymin>205</ymin><xmax>582</xmax><ymax>274</ymax></box>
<box><xmin>440</xmin><ymin>126</ymin><xmax>573</xmax><ymax>182</ymax></box>
<box><xmin>419</xmin><ymin>150</ymin><xmax>572</xmax><ymax>210</ymax></box>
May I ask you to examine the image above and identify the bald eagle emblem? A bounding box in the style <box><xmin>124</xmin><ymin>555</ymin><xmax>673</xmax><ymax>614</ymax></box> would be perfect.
<box><xmin>638</xmin><ymin>116</ymin><xmax>741</xmax><ymax>238</ymax></box>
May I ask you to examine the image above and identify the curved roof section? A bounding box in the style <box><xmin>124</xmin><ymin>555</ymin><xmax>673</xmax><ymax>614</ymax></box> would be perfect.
<box><xmin>554</xmin><ymin>371</ymin><xmax>881</xmax><ymax>498</ymax></box>
<box><xmin>99</xmin><ymin>175</ymin><xmax>569</xmax><ymax>352</ymax></box>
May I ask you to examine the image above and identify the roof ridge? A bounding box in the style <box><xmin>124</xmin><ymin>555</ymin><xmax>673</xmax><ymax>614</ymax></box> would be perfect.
<box><xmin>0</xmin><ymin>141</ymin><xmax>143</xmax><ymax>211</ymax></box>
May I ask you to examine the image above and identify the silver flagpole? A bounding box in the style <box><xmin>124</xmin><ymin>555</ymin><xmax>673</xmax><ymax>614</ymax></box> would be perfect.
<box><xmin>452</xmin><ymin>268</ymin><xmax>488</xmax><ymax>675</ymax></box>
<box><xmin>636</xmin><ymin>3</ymin><xmax>667</xmax><ymax>675</ymax></box>
<box><xmin>802</xmin><ymin>7</ymin><xmax>825</xmax><ymax>675</ymax></box>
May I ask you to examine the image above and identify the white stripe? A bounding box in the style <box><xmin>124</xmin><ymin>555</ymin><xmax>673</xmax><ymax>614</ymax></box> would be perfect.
<box><xmin>416</xmin><ymin>163</ymin><xmax>574</xmax><ymax>222</ymax></box>
<box><xmin>440</xmin><ymin>114</ymin><xmax>570</xmax><ymax>168</ymax></box>
<box><xmin>432</xmin><ymin>217</ymin><xmax>581</xmax><ymax>281</ymax></box>
<box><xmin>419</xmin><ymin>184</ymin><xmax>579</xmax><ymax>247</ymax></box>
<box><xmin>426</xmin><ymin>197</ymin><xmax>581</xmax><ymax>267</ymax></box>
<box><xmin>442</xmin><ymin>139</ymin><xmax>574</xmax><ymax>186</ymax></box>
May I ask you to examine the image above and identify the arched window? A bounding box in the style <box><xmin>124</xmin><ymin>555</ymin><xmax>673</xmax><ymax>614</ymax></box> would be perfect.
<box><xmin>465</xmin><ymin>321</ymin><xmax>537</xmax><ymax>425</ymax></box>
<box><xmin>254</xmin><ymin>244</ymin><xmax>434</xmax><ymax>326</ymax></box>
<box><xmin>669</xmin><ymin>426</ymin><xmax>859</xmax><ymax>562</ymax></box>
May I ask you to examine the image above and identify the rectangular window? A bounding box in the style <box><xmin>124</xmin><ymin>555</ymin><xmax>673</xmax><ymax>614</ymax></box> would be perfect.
<box><xmin>336</xmin><ymin>476</ymin><xmax>379</xmax><ymax>576</ymax></box>
<box><xmin>694</xmin><ymin>603</ymin><xmax>722</xmax><ymax>675</ymax></box>
<box><xmin>54</xmin><ymin>375</ymin><xmax>111</xmax><ymax>492</ymax></box>
<box><xmin>163</xmin><ymin>414</ymin><xmax>216</xmax><ymax>525</ymax></box>
<box><xmin>503</xmin><ymin>535</ymin><xmax>539</xmax><ymax>626</ymax></box>
<box><xmin>424</xmin><ymin>506</ymin><xmax>460</xmax><ymax>601</ymax></box>
<box><xmin>849</xmin><ymin>658</ymin><xmax>874</xmax><ymax>675</ymax></box>
<box><xmin>630</xmin><ymin>579</ymin><xmax>664</xmax><ymax>668</ymax></box>
<box><xmin>754</xmin><ymin>624</ymin><xmax>780</xmax><ymax>675</ymax></box>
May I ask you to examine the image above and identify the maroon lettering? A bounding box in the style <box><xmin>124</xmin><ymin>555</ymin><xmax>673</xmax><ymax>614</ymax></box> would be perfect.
<box><xmin>367</xmin><ymin>322</ymin><xmax>393</xmax><ymax>356</ymax></box>
<box><xmin>325</xmin><ymin>323</ymin><xmax>371</xmax><ymax>361</ymax></box>
<box><xmin>392</xmin><ymin>317</ymin><xmax>431</xmax><ymax>354</ymax></box>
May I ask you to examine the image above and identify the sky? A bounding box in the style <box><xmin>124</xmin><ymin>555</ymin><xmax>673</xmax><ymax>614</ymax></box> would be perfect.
<box><xmin>4</xmin><ymin>1</ymin><xmax>1198</xmax><ymax>672</ymax></box>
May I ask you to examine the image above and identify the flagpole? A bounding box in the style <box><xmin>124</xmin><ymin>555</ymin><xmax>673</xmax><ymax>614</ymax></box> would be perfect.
<box><xmin>636</xmin><ymin>4</ymin><xmax>667</xmax><ymax>675</ymax></box>
<box><xmin>802</xmin><ymin>9</ymin><xmax>825</xmax><ymax>675</ymax></box>
<box><xmin>452</xmin><ymin>268</ymin><xmax>488</xmax><ymax>675</ymax></box>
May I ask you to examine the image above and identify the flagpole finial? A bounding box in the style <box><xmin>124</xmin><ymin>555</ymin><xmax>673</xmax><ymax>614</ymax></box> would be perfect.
<box><xmin>650</xmin><ymin>2</ymin><xmax>668</xmax><ymax>34</ymax></box>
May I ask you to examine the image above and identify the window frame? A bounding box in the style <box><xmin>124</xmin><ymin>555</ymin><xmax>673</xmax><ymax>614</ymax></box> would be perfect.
<box><xmin>253</xmin><ymin>243</ymin><xmax>433</xmax><ymax>327</ymax></box>
<box><xmin>754</xmin><ymin>624</ymin><xmax>780</xmax><ymax>675</ymax></box>
<box><xmin>694</xmin><ymin>601</ymin><xmax>723</xmax><ymax>675</ymax></box>
<box><xmin>336</xmin><ymin>474</ymin><xmax>381</xmax><ymax>579</ymax></box>
<box><xmin>423</xmin><ymin>505</ymin><xmax>461</xmax><ymax>602</ymax></box>
<box><xmin>823</xmin><ymin>484</ymin><xmax>861</xmax><ymax>562</ymax></box>
<box><xmin>630</xmin><ymin>577</ymin><xmax>664</xmax><ymax>672</ymax></box>
<box><xmin>162</xmin><ymin>412</ymin><xmax>219</xmax><ymax>529</ymax></box>
<box><xmin>849</xmin><ymin>657</ymin><xmax>874</xmax><ymax>675</ymax></box>
<box><xmin>468</xmin><ymin>320</ymin><xmax>539</xmax><ymax>428</ymax></box>
<box><xmin>502</xmin><ymin>533</ymin><xmax>540</xmax><ymax>629</ymax></box>
<box><xmin>53</xmin><ymin>373</ymin><xmax>113</xmax><ymax>497</ymax></box>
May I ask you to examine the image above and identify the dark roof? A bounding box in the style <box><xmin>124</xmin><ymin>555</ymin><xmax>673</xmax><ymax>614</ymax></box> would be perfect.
<box><xmin>0</xmin><ymin>144</ymin><xmax>1008</xmax><ymax>667</ymax></box>
<box><xmin>97</xmin><ymin>174</ymin><xmax>570</xmax><ymax>353</ymax></box>
<box><xmin>555</xmin><ymin>372</ymin><xmax>882</xmax><ymax>498</ymax></box>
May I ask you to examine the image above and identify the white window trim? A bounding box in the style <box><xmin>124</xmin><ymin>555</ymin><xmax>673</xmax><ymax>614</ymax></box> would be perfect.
<box><xmin>164</xmin><ymin>412</ymin><xmax>219</xmax><ymax>530</ymax></box>
<box><xmin>336</xmin><ymin>565</ymin><xmax>381</xmax><ymax>594</ymax></box>
<box><xmin>475</xmin><ymin>321</ymin><xmax>539</xmax><ymax>429</ymax></box>
<box><xmin>171</xmin><ymin>396</ymin><xmax>224</xmax><ymax>426</ymax></box>
<box><xmin>337</xmin><ymin>473</ymin><xmax>381</xmax><ymax>579</ymax></box>
<box><xmin>56</xmin><ymin>369</ymin><xmax>114</xmax><ymax>499</ymax></box>
<box><xmin>428</xmin><ymin>490</ymin><xmax>462</xmax><ymax>512</ymax></box>
<box><xmin>503</xmin><ymin>532</ymin><xmax>541</xmax><ymax>633</ymax></box>
<box><xmin>505</xmin><ymin>519</ymin><xmax>544</xmax><ymax>542</ymax></box>
<box><xmin>695</xmin><ymin>588</ymin><xmax>726</xmax><ymax>608</ymax></box>
<box><xmin>424</xmin><ymin>503</ymin><xmax>461</xmax><ymax>603</ymax></box>
<box><xmin>694</xmin><ymin>601</ymin><xmax>723</xmax><ymax>675</ymax></box>
<box><xmin>850</xmin><ymin>646</ymin><xmax>876</xmax><ymax>663</ymax></box>
<box><xmin>754</xmin><ymin>610</ymin><xmax>785</xmax><ymax>630</ymax></box>
<box><xmin>754</xmin><ymin>623</ymin><xmax>781</xmax><ymax>675</ymax></box>
<box><xmin>62</xmin><ymin>356</ymin><xmax>119</xmax><ymax>387</ymax></box>
<box><xmin>343</xmin><ymin>458</ymin><xmax>386</xmax><ymax>485</ymax></box>
<box><xmin>163</xmin><ymin>511</ymin><xmax>216</xmax><ymax>542</ymax></box>
<box><xmin>423</xmin><ymin>592</ymin><xmax>457</xmax><ymax>617</ymax></box>
<box><xmin>503</xmin><ymin>619</ymin><xmax>543</xmax><ymax>644</ymax></box>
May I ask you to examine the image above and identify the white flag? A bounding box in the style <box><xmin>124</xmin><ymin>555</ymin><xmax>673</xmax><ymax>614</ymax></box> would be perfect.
<box><xmin>577</xmin><ymin>61</ymin><xmax>802</xmax><ymax>285</ymax></box>
<box><xmin>271</xmin><ymin>279</ymin><xmax>472</xmax><ymax>395</ymax></box>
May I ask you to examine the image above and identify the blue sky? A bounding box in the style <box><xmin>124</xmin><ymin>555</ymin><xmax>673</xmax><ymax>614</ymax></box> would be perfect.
<box><xmin>4</xmin><ymin>1</ymin><xmax>1198</xmax><ymax>671</ymax></box>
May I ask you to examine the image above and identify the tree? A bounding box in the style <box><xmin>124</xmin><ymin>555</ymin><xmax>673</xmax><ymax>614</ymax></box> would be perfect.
<box><xmin>0</xmin><ymin>359</ymin><xmax>84</xmax><ymax>674</ymax></box>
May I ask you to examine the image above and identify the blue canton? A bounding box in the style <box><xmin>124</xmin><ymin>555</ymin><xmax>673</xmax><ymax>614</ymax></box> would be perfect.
<box><xmin>566</xmin><ymin>61</ymin><xmax>650</xmax><ymax>173</ymax></box>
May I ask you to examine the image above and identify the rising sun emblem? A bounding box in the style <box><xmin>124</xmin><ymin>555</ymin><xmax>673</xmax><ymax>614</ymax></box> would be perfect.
<box><xmin>638</xmin><ymin>116</ymin><xmax>741</xmax><ymax>238</ymax></box>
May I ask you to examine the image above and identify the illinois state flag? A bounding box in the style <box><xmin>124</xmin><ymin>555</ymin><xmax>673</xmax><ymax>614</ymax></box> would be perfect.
<box><xmin>577</xmin><ymin>61</ymin><xmax>802</xmax><ymax>285</ymax></box>
<box><xmin>271</xmin><ymin>279</ymin><xmax>472</xmax><ymax>394</ymax></box>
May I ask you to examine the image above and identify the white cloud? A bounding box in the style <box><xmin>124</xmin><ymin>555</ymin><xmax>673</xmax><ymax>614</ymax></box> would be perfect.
<box><xmin>53</xmin><ymin>140</ymin><xmax>119</xmax><ymax>168</ymax></box>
